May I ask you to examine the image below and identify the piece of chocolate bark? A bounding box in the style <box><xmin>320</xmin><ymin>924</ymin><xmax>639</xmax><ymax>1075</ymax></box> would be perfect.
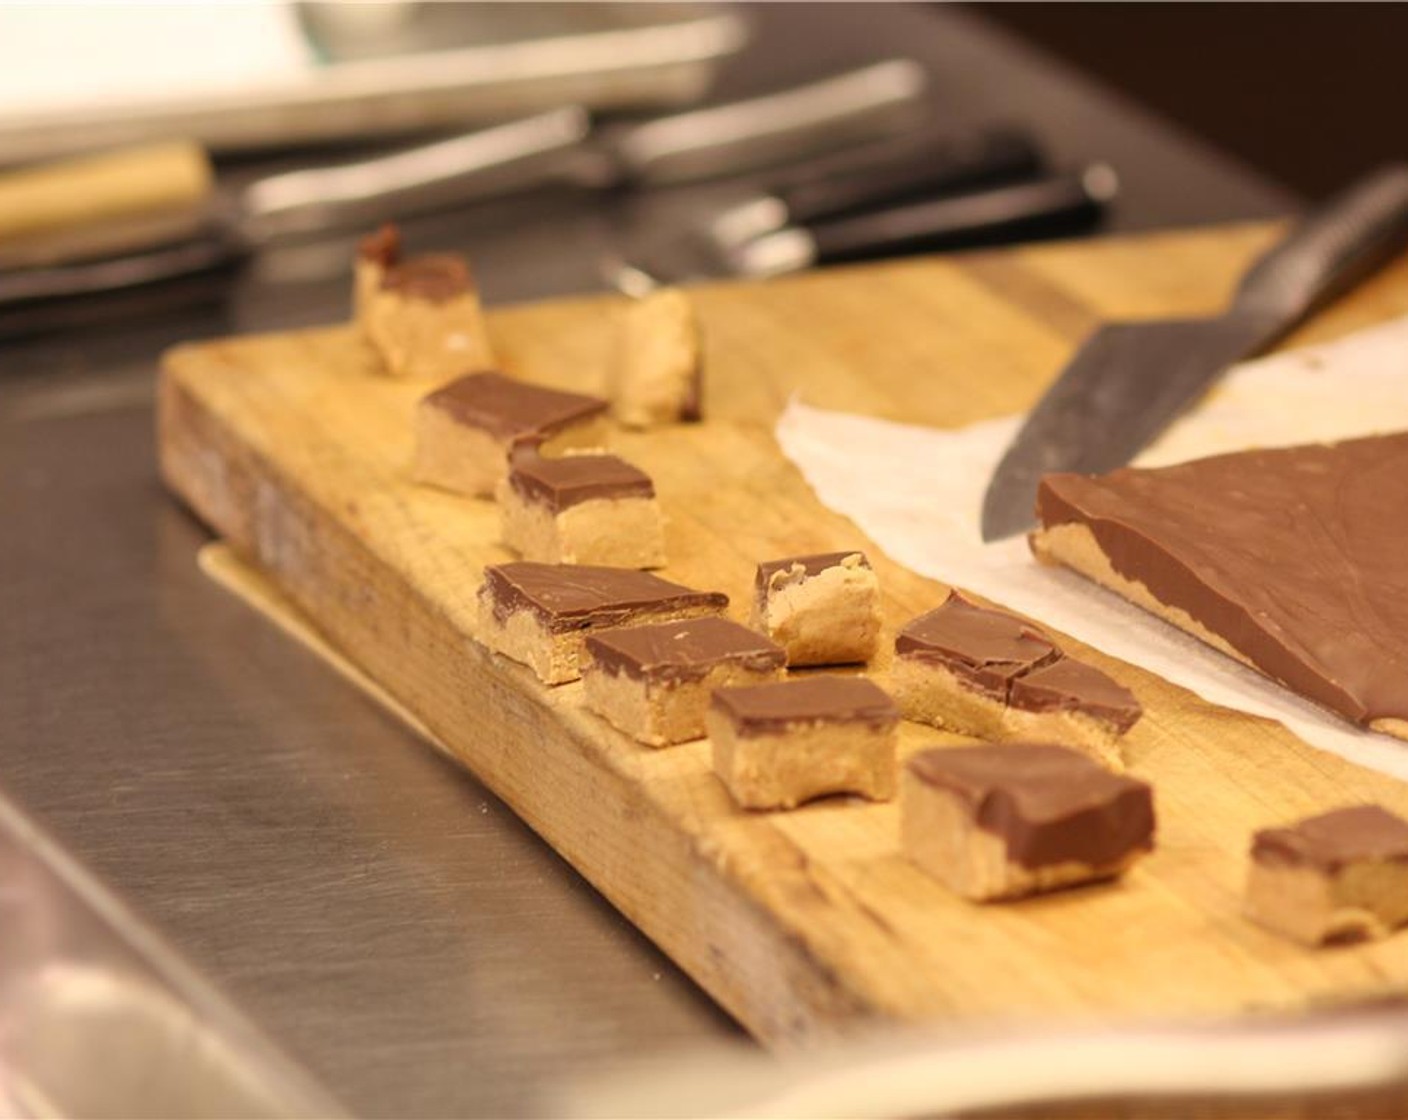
<box><xmin>583</xmin><ymin>618</ymin><xmax>785</xmax><ymax>746</ymax></box>
<box><xmin>497</xmin><ymin>452</ymin><xmax>666</xmax><ymax>568</ymax></box>
<box><xmin>707</xmin><ymin>676</ymin><xmax>899</xmax><ymax>810</ymax></box>
<box><xmin>1246</xmin><ymin>805</ymin><xmax>1408</xmax><ymax>946</ymax></box>
<box><xmin>355</xmin><ymin>227</ymin><xmax>496</xmax><ymax>379</ymax></box>
<box><xmin>477</xmin><ymin>562</ymin><xmax>727</xmax><ymax>684</ymax></box>
<box><xmin>752</xmin><ymin>551</ymin><xmax>882</xmax><ymax>666</ymax></box>
<box><xmin>891</xmin><ymin>592</ymin><xmax>1139</xmax><ymax>769</ymax></box>
<box><xmin>414</xmin><ymin>372</ymin><xmax>609</xmax><ymax>498</ymax></box>
<box><xmin>608</xmin><ymin>288</ymin><xmax>703</xmax><ymax>429</ymax></box>
<box><xmin>902</xmin><ymin>743</ymin><xmax>1155</xmax><ymax>901</ymax></box>
<box><xmin>1031</xmin><ymin>432</ymin><xmax>1408</xmax><ymax>740</ymax></box>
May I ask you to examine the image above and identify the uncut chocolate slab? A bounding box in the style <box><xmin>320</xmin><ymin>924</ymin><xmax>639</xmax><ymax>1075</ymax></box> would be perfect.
<box><xmin>482</xmin><ymin>562</ymin><xmax>726</xmax><ymax>633</ymax></box>
<box><xmin>1034</xmin><ymin>432</ymin><xmax>1408</xmax><ymax>733</ymax></box>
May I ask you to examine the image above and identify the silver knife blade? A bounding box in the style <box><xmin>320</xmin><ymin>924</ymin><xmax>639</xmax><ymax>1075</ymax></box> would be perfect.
<box><xmin>979</xmin><ymin>315</ymin><xmax>1276</xmax><ymax>541</ymax></box>
<box><xmin>980</xmin><ymin>163</ymin><xmax>1408</xmax><ymax>542</ymax></box>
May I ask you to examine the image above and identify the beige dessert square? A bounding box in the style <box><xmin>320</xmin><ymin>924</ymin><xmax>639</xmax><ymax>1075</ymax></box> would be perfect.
<box><xmin>707</xmin><ymin>676</ymin><xmax>898</xmax><ymax>810</ymax></box>
<box><xmin>891</xmin><ymin>592</ymin><xmax>1140</xmax><ymax>769</ymax></box>
<box><xmin>902</xmin><ymin>744</ymin><xmax>1155</xmax><ymax>902</ymax></box>
<box><xmin>477</xmin><ymin>562</ymin><xmax>728</xmax><ymax>685</ymax></box>
<box><xmin>583</xmin><ymin>618</ymin><xmax>785</xmax><ymax>746</ymax></box>
<box><xmin>414</xmin><ymin>372</ymin><xmax>609</xmax><ymax>498</ymax></box>
<box><xmin>753</xmin><ymin>551</ymin><xmax>881</xmax><ymax>666</ymax></box>
<box><xmin>361</xmin><ymin>244</ymin><xmax>496</xmax><ymax>380</ymax></box>
<box><xmin>497</xmin><ymin>452</ymin><xmax>665</xmax><ymax>568</ymax></box>
<box><xmin>608</xmin><ymin>288</ymin><xmax>702</xmax><ymax>428</ymax></box>
<box><xmin>1246</xmin><ymin>805</ymin><xmax>1408</xmax><ymax>946</ymax></box>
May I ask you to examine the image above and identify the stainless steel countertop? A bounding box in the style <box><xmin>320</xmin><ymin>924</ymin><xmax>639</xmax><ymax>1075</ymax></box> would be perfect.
<box><xmin>0</xmin><ymin>5</ymin><xmax>1298</xmax><ymax>1115</ymax></box>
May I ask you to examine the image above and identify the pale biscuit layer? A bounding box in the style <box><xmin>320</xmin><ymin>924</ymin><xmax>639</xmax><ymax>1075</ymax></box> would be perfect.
<box><xmin>1245</xmin><ymin>858</ymin><xmax>1408</xmax><ymax>946</ymax></box>
<box><xmin>756</xmin><ymin>557</ymin><xmax>881</xmax><ymax>666</ymax></box>
<box><xmin>497</xmin><ymin>485</ymin><xmax>666</xmax><ymax>568</ymax></box>
<box><xmin>583</xmin><ymin>659</ymin><xmax>784</xmax><ymax>747</ymax></box>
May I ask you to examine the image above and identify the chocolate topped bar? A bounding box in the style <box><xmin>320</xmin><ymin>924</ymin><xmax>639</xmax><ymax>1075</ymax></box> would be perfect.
<box><xmin>1253</xmin><ymin>806</ymin><xmax>1408</xmax><ymax>873</ymax></box>
<box><xmin>711</xmin><ymin>676</ymin><xmax>898</xmax><ymax>735</ymax></box>
<box><xmin>508</xmin><ymin>453</ymin><xmax>654</xmax><ymax>513</ymax></box>
<box><xmin>381</xmin><ymin>254</ymin><xmax>472</xmax><ymax>302</ymax></box>
<box><xmin>1035</xmin><ymin>432</ymin><xmax>1408</xmax><ymax>733</ymax></box>
<box><xmin>425</xmin><ymin>372</ymin><xmax>608</xmax><ymax>444</ymax></box>
<box><xmin>358</xmin><ymin>223</ymin><xmax>401</xmax><ymax>267</ymax></box>
<box><xmin>1007</xmin><ymin>658</ymin><xmax>1142</xmax><ymax>733</ymax></box>
<box><xmin>755</xmin><ymin>551</ymin><xmax>869</xmax><ymax>593</ymax></box>
<box><xmin>587</xmin><ymin>618</ymin><xmax>784</xmax><ymax>684</ymax></box>
<box><xmin>483</xmin><ymin>562</ymin><xmax>726</xmax><ymax>633</ymax></box>
<box><xmin>895</xmin><ymin>592</ymin><xmax>1056</xmax><ymax>698</ymax></box>
<box><xmin>907</xmin><ymin>744</ymin><xmax>1154</xmax><ymax>869</ymax></box>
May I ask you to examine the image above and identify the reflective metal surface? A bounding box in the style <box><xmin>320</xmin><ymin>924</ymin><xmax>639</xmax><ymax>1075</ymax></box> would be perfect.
<box><xmin>0</xmin><ymin>6</ymin><xmax>1296</xmax><ymax>1116</ymax></box>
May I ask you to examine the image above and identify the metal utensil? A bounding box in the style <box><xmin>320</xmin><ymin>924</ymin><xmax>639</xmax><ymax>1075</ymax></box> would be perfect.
<box><xmin>980</xmin><ymin>163</ymin><xmax>1408</xmax><ymax>542</ymax></box>
<box><xmin>0</xmin><ymin>60</ymin><xmax>928</xmax><ymax>304</ymax></box>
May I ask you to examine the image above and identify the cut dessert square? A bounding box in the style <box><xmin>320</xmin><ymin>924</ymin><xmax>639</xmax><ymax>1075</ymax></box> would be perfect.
<box><xmin>358</xmin><ymin>235</ymin><xmax>496</xmax><ymax>380</ymax></box>
<box><xmin>902</xmin><ymin>743</ymin><xmax>1155</xmax><ymax>902</ymax></box>
<box><xmin>707</xmin><ymin>676</ymin><xmax>899</xmax><ymax>810</ymax></box>
<box><xmin>582</xmin><ymin>617</ymin><xmax>785</xmax><ymax>746</ymax></box>
<box><xmin>414</xmin><ymin>372</ymin><xmax>608</xmax><ymax>498</ymax></box>
<box><xmin>753</xmin><ymin>551</ymin><xmax>881</xmax><ymax>666</ymax></box>
<box><xmin>497</xmin><ymin>452</ymin><xmax>666</xmax><ymax>568</ymax></box>
<box><xmin>1246</xmin><ymin>805</ymin><xmax>1408</xmax><ymax>946</ymax></box>
<box><xmin>609</xmin><ymin>288</ymin><xmax>702</xmax><ymax>428</ymax></box>
<box><xmin>891</xmin><ymin>591</ymin><xmax>1139</xmax><ymax>769</ymax></box>
<box><xmin>1031</xmin><ymin>433</ymin><xmax>1408</xmax><ymax>740</ymax></box>
<box><xmin>477</xmin><ymin>562</ymin><xmax>727</xmax><ymax>685</ymax></box>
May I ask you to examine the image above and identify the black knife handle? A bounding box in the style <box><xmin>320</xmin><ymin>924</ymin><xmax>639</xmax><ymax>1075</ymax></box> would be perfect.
<box><xmin>1234</xmin><ymin>164</ymin><xmax>1408</xmax><ymax>325</ymax></box>
<box><xmin>777</xmin><ymin>127</ymin><xmax>1044</xmax><ymax>227</ymax></box>
<box><xmin>808</xmin><ymin>164</ymin><xmax>1117</xmax><ymax>264</ymax></box>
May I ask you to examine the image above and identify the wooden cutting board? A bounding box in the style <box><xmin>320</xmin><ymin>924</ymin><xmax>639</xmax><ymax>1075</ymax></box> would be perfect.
<box><xmin>158</xmin><ymin>222</ymin><xmax>1408</xmax><ymax>1046</ymax></box>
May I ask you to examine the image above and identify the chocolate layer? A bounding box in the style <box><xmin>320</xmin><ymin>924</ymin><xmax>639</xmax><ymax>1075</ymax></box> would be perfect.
<box><xmin>508</xmin><ymin>453</ymin><xmax>654</xmax><ymax>512</ymax></box>
<box><xmin>1037</xmin><ymin>433</ymin><xmax>1408</xmax><ymax>728</ymax></box>
<box><xmin>381</xmin><ymin>253</ymin><xmax>472</xmax><ymax>303</ymax></box>
<box><xmin>711</xmin><ymin>676</ymin><xmax>898</xmax><ymax>735</ymax></box>
<box><xmin>1253</xmin><ymin>805</ymin><xmax>1408</xmax><ymax>873</ymax></box>
<box><xmin>586</xmin><ymin>618</ymin><xmax>784</xmax><ymax>684</ymax></box>
<box><xmin>424</xmin><ymin>372</ymin><xmax>607</xmax><ymax>444</ymax></box>
<box><xmin>482</xmin><ymin>562</ymin><xmax>726</xmax><ymax>634</ymax></box>
<box><xmin>755</xmin><ymin>551</ymin><xmax>869</xmax><ymax>594</ymax></box>
<box><xmin>908</xmin><ymin>744</ymin><xmax>1155</xmax><ymax>870</ymax></box>
<box><xmin>895</xmin><ymin>592</ymin><xmax>1056</xmax><ymax>700</ymax></box>
<box><xmin>358</xmin><ymin>223</ymin><xmax>401</xmax><ymax>268</ymax></box>
<box><xmin>1008</xmin><ymin>658</ymin><xmax>1142</xmax><ymax>733</ymax></box>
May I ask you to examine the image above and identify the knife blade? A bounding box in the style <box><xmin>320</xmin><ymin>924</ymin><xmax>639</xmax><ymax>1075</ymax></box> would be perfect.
<box><xmin>980</xmin><ymin>163</ymin><xmax>1408</xmax><ymax>542</ymax></box>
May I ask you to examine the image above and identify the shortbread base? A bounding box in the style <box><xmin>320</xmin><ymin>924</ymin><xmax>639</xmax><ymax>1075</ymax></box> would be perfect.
<box><xmin>497</xmin><ymin>485</ymin><xmax>666</xmax><ymax>568</ymax></box>
<box><xmin>609</xmin><ymin>288</ymin><xmax>701</xmax><ymax>429</ymax></box>
<box><xmin>1245</xmin><ymin>859</ymin><xmax>1408</xmax><ymax>946</ymax></box>
<box><xmin>755</xmin><ymin>559</ymin><xmax>881</xmax><ymax>667</ymax></box>
<box><xmin>583</xmin><ymin>660</ymin><xmax>784</xmax><ymax>747</ymax></box>
<box><xmin>364</xmin><ymin>288</ymin><xmax>495</xmax><ymax>381</ymax></box>
<box><xmin>707</xmin><ymin>712</ymin><xmax>896</xmax><ymax>810</ymax></box>
<box><xmin>900</xmin><ymin>769</ymin><xmax>1142</xmax><ymax>901</ymax></box>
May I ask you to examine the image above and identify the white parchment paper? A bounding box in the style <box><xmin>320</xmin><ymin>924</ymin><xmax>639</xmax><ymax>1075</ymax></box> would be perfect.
<box><xmin>775</xmin><ymin>314</ymin><xmax>1408</xmax><ymax>780</ymax></box>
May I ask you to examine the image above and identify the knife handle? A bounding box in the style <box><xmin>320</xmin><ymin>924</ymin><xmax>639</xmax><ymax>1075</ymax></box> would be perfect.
<box><xmin>776</xmin><ymin>126</ymin><xmax>1044</xmax><ymax>227</ymax></box>
<box><xmin>1234</xmin><ymin>163</ymin><xmax>1408</xmax><ymax>325</ymax></box>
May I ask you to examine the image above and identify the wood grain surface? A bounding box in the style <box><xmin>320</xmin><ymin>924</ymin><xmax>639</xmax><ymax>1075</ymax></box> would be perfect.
<box><xmin>159</xmin><ymin>222</ymin><xmax>1408</xmax><ymax>1046</ymax></box>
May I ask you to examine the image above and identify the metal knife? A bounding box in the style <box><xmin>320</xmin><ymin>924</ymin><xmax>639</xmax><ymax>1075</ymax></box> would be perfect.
<box><xmin>980</xmin><ymin>163</ymin><xmax>1408</xmax><ymax>542</ymax></box>
<box><xmin>0</xmin><ymin>60</ymin><xmax>927</xmax><ymax>304</ymax></box>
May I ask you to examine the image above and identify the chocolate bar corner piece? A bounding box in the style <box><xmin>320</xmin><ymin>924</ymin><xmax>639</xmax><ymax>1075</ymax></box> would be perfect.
<box><xmin>706</xmin><ymin>675</ymin><xmax>899</xmax><ymax>810</ymax></box>
<box><xmin>360</xmin><ymin>243</ymin><xmax>496</xmax><ymax>380</ymax></box>
<box><xmin>901</xmin><ymin>743</ymin><xmax>1155</xmax><ymax>902</ymax></box>
<box><xmin>1246</xmin><ymin>805</ymin><xmax>1408</xmax><ymax>946</ymax></box>
<box><xmin>498</xmin><ymin>452</ymin><xmax>666</xmax><ymax>569</ymax></box>
<box><xmin>476</xmin><ymin>561</ymin><xmax>728</xmax><ymax>685</ymax></box>
<box><xmin>414</xmin><ymin>372</ymin><xmax>609</xmax><ymax>498</ymax></box>
<box><xmin>753</xmin><ymin>550</ymin><xmax>881</xmax><ymax>667</ymax></box>
<box><xmin>582</xmin><ymin>617</ymin><xmax>785</xmax><ymax>746</ymax></box>
<box><xmin>1004</xmin><ymin>657</ymin><xmax>1141</xmax><ymax>772</ymax></box>
<box><xmin>608</xmin><ymin>288</ymin><xmax>703</xmax><ymax>429</ymax></box>
<box><xmin>1031</xmin><ymin>433</ymin><xmax>1408</xmax><ymax>740</ymax></box>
